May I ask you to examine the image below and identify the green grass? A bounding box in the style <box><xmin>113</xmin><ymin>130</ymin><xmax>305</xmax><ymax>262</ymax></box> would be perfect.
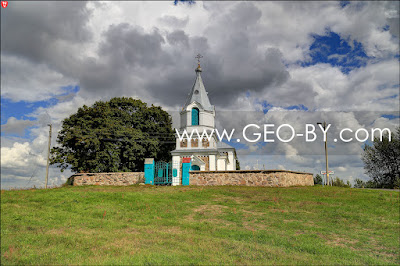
<box><xmin>1</xmin><ymin>185</ymin><xmax>399</xmax><ymax>265</ymax></box>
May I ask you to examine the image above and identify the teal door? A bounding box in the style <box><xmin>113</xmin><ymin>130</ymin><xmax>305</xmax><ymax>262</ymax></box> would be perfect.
<box><xmin>182</xmin><ymin>162</ymin><xmax>191</xmax><ymax>186</ymax></box>
<box><xmin>144</xmin><ymin>162</ymin><xmax>154</xmax><ymax>185</ymax></box>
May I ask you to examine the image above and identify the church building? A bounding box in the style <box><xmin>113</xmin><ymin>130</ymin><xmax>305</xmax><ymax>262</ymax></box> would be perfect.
<box><xmin>171</xmin><ymin>56</ymin><xmax>237</xmax><ymax>175</ymax></box>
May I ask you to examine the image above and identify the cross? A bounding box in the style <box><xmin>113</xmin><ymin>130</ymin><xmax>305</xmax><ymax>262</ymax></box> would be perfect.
<box><xmin>195</xmin><ymin>53</ymin><xmax>203</xmax><ymax>64</ymax></box>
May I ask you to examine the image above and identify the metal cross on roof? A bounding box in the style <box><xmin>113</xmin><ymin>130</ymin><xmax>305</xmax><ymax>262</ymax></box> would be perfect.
<box><xmin>195</xmin><ymin>53</ymin><xmax>203</xmax><ymax>64</ymax></box>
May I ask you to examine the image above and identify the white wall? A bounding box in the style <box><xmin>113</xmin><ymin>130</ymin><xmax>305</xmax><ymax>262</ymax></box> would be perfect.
<box><xmin>172</xmin><ymin>156</ymin><xmax>181</xmax><ymax>186</ymax></box>
<box><xmin>217</xmin><ymin>158</ymin><xmax>226</xmax><ymax>171</ymax></box>
<box><xmin>227</xmin><ymin>151</ymin><xmax>235</xmax><ymax>170</ymax></box>
<box><xmin>180</xmin><ymin>110</ymin><xmax>188</xmax><ymax>129</ymax></box>
<box><xmin>209</xmin><ymin>155</ymin><xmax>216</xmax><ymax>171</ymax></box>
<box><xmin>200</xmin><ymin>111</ymin><xmax>215</xmax><ymax>128</ymax></box>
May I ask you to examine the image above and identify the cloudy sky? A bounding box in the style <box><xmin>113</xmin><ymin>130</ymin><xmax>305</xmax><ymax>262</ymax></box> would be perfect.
<box><xmin>1</xmin><ymin>1</ymin><xmax>399</xmax><ymax>189</ymax></box>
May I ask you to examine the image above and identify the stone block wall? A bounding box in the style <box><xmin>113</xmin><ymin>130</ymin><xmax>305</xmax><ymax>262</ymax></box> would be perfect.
<box><xmin>189</xmin><ymin>170</ymin><xmax>313</xmax><ymax>187</ymax></box>
<box><xmin>69</xmin><ymin>172</ymin><xmax>144</xmax><ymax>186</ymax></box>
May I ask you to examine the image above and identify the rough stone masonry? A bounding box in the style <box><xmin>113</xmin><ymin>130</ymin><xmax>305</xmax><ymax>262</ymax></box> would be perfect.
<box><xmin>68</xmin><ymin>170</ymin><xmax>313</xmax><ymax>187</ymax></box>
<box><xmin>189</xmin><ymin>170</ymin><xmax>314</xmax><ymax>187</ymax></box>
<box><xmin>70</xmin><ymin>172</ymin><xmax>144</xmax><ymax>186</ymax></box>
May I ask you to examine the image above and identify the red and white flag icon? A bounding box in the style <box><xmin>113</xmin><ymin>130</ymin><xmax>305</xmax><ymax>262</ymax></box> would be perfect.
<box><xmin>1</xmin><ymin>1</ymin><xmax>8</xmax><ymax>8</ymax></box>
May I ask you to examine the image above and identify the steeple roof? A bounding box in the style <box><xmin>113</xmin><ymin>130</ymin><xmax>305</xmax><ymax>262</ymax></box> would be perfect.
<box><xmin>183</xmin><ymin>65</ymin><xmax>214</xmax><ymax>111</ymax></box>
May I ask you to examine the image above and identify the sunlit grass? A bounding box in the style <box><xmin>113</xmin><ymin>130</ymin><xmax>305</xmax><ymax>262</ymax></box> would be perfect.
<box><xmin>1</xmin><ymin>185</ymin><xmax>399</xmax><ymax>265</ymax></box>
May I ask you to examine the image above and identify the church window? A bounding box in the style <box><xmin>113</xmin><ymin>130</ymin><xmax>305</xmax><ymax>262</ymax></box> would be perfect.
<box><xmin>181</xmin><ymin>139</ymin><xmax>187</xmax><ymax>148</ymax></box>
<box><xmin>191</xmin><ymin>138</ymin><xmax>198</xmax><ymax>147</ymax></box>
<box><xmin>192</xmin><ymin>108</ymin><xmax>199</xmax><ymax>125</ymax></box>
<box><xmin>191</xmin><ymin>165</ymin><xmax>200</xmax><ymax>171</ymax></box>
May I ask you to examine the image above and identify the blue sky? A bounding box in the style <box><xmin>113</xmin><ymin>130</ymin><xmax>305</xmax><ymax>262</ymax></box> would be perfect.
<box><xmin>1</xmin><ymin>85</ymin><xmax>79</xmax><ymax>124</ymax></box>
<box><xmin>1</xmin><ymin>98</ymin><xmax>46</xmax><ymax>122</ymax></box>
<box><xmin>303</xmin><ymin>31</ymin><xmax>370</xmax><ymax>74</ymax></box>
<box><xmin>1</xmin><ymin>85</ymin><xmax>80</xmax><ymax>139</ymax></box>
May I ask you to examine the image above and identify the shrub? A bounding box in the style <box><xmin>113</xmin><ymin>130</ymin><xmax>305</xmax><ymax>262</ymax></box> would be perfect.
<box><xmin>332</xmin><ymin>177</ymin><xmax>351</xmax><ymax>188</ymax></box>
<box><xmin>353</xmin><ymin>178</ymin><xmax>366</xmax><ymax>188</ymax></box>
<box><xmin>314</xmin><ymin>174</ymin><xmax>323</xmax><ymax>185</ymax></box>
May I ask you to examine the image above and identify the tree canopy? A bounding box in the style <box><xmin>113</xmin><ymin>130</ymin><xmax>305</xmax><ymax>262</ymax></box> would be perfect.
<box><xmin>51</xmin><ymin>97</ymin><xmax>175</xmax><ymax>173</ymax></box>
<box><xmin>361</xmin><ymin>127</ymin><xmax>400</xmax><ymax>188</ymax></box>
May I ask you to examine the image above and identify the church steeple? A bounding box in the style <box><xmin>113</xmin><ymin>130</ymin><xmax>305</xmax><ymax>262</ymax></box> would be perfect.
<box><xmin>183</xmin><ymin>54</ymin><xmax>214</xmax><ymax>112</ymax></box>
<box><xmin>172</xmin><ymin>56</ymin><xmax>237</xmax><ymax>173</ymax></box>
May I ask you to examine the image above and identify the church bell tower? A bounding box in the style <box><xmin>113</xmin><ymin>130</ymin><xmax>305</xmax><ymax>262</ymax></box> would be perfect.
<box><xmin>171</xmin><ymin>54</ymin><xmax>237</xmax><ymax>184</ymax></box>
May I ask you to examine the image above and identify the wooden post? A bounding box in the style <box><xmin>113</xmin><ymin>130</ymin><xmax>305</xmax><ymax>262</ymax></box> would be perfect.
<box><xmin>45</xmin><ymin>124</ymin><xmax>52</xmax><ymax>189</ymax></box>
<box><xmin>323</xmin><ymin>121</ymin><xmax>330</xmax><ymax>186</ymax></box>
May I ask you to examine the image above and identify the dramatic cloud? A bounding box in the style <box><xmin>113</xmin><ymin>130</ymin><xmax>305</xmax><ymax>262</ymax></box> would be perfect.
<box><xmin>1</xmin><ymin>1</ymin><xmax>92</xmax><ymax>75</ymax></box>
<box><xmin>1</xmin><ymin>55</ymin><xmax>75</xmax><ymax>102</ymax></box>
<box><xmin>1</xmin><ymin>117</ymin><xmax>36</xmax><ymax>136</ymax></box>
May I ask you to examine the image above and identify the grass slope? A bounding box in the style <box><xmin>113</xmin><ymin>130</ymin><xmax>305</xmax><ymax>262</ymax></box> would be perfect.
<box><xmin>1</xmin><ymin>185</ymin><xmax>399</xmax><ymax>265</ymax></box>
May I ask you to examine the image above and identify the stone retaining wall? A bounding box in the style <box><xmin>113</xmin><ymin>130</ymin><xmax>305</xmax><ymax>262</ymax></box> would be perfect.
<box><xmin>69</xmin><ymin>172</ymin><xmax>144</xmax><ymax>186</ymax></box>
<box><xmin>68</xmin><ymin>170</ymin><xmax>313</xmax><ymax>187</ymax></box>
<box><xmin>189</xmin><ymin>170</ymin><xmax>313</xmax><ymax>187</ymax></box>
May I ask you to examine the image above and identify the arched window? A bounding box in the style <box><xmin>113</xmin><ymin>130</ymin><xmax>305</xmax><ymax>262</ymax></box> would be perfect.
<box><xmin>191</xmin><ymin>138</ymin><xmax>198</xmax><ymax>147</ymax></box>
<box><xmin>192</xmin><ymin>107</ymin><xmax>199</xmax><ymax>125</ymax></box>
<box><xmin>180</xmin><ymin>139</ymin><xmax>187</xmax><ymax>148</ymax></box>
<box><xmin>191</xmin><ymin>165</ymin><xmax>200</xmax><ymax>171</ymax></box>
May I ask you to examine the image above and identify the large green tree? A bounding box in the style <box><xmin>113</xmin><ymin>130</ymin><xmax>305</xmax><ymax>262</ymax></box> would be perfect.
<box><xmin>51</xmin><ymin>97</ymin><xmax>175</xmax><ymax>173</ymax></box>
<box><xmin>362</xmin><ymin>126</ymin><xmax>400</xmax><ymax>188</ymax></box>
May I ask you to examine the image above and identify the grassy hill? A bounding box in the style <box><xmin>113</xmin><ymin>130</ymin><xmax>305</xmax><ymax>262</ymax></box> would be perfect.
<box><xmin>1</xmin><ymin>185</ymin><xmax>399</xmax><ymax>265</ymax></box>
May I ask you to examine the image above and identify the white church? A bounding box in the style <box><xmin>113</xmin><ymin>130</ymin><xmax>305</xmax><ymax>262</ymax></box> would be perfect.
<box><xmin>171</xmin><ymin>57</ymin><xmax>237</xmax><ymax>172</ymax></box>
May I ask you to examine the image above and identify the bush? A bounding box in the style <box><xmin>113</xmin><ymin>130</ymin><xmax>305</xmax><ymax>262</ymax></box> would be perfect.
<box><xmin>365</xmin><ymin>180</ymin><xmax>378</xmax><ymax>188</ymax></box>
<box><xmin>394</xmin><ymin>178</ymin><xmax>400</xmax><ymax>189</ymax></box>
<box><xmin>332</xmin><ymin>177</ymin><xmax>351</xmax><ymax>188</ymax></box>
<box><xmin>314</xmin><ymin>174</ymin><xmax>323</xmax><ymax>185</ymax></box>
<box><xmin>353</xmin><ymin>178</ymin><xmax>366</xmax><ymax>188</ymax></box>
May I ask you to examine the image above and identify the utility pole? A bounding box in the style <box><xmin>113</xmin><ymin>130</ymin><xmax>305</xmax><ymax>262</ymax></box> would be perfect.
<box><xmin>318</xmin><ymin>121</ymin><xmax>329</xmax><ymax>186</ymax></box>
<box><xmin>45</xmin><ymin>124</ymin><xmax>52</xmax><ymax>189</ymax></box>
